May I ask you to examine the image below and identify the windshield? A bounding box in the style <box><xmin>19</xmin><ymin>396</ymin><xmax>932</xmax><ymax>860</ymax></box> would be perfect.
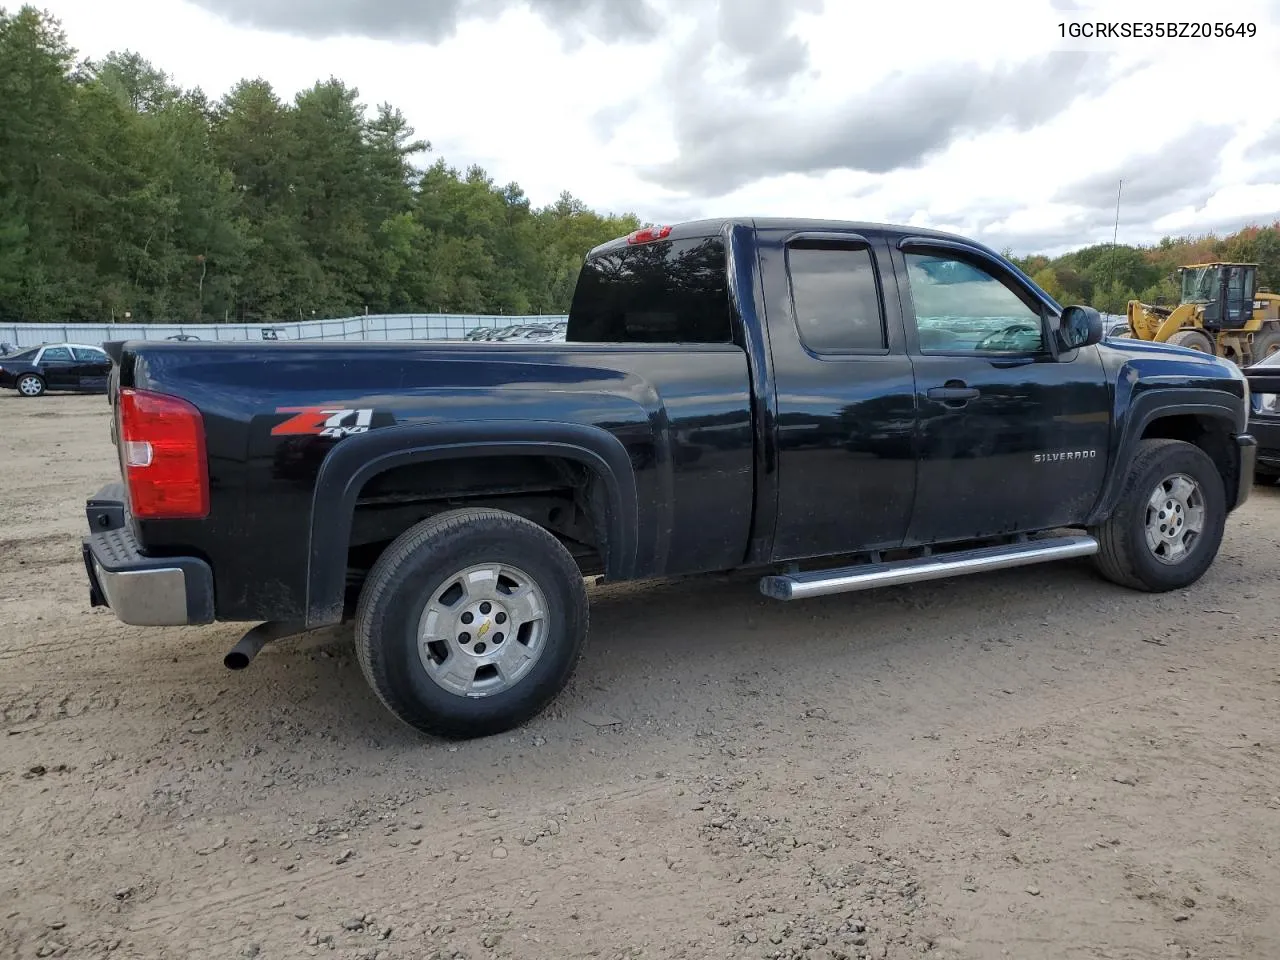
<box><xmin>1181</xmin><ymin>266</ymin><xmax>1219</xmax><ymax>303</ymax></box>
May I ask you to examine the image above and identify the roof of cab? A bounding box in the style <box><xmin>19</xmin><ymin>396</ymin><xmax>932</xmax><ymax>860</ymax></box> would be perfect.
<box><xmin>587</xmin><ymin>217</ymin><xmax>999</xmax><ymax>258</ymax></box>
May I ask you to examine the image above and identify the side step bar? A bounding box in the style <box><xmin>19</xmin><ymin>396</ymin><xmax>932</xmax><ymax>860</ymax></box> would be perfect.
<box><xmin>759</xmin><ymin>534</ymin><xmax>1099</xmax><ymax>601</ymax></box>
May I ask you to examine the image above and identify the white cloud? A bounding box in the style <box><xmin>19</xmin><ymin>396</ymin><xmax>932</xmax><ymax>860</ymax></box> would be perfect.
<box><xmin>42</xmin><ymin>0</ymin><xmax>1280</xmax><ymax>254</ymax></box>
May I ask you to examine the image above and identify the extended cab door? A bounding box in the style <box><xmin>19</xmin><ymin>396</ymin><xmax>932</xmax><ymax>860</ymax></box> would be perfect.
<box><xmin>891</xmin><ymin>238</ymin><xmax>1111</xmax><ymax>545</ymax></box>
<box><xmin>757</xmin><ymin>228</ymin><xmax>917</xmax><ymax>560</ymax></box>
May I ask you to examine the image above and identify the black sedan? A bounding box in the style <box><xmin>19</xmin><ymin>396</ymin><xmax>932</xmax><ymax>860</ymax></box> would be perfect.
<box><xmin>0</xmin><ymin>342</ymin><xmax>112</xmax><ymax>398</ymax></box>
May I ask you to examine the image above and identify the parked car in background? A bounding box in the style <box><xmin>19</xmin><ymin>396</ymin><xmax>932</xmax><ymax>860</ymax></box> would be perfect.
<box><xmin>1105</xmin><ymin>317</ymin><xmax>1132</xmax><ymax>339</ymax></box>
<box><xmin>462</xmin><ymin>322</ymin><xmax>566</xmax><ymax>343</ymax></box>
<box><xmin>493</xmin><ymin>323</ymin><xmax>566</xmax><ymax>343</ymax></box>
<box><xmin>0</xmin><ymin>342</ymin><xmax>112</xmax><ymax>397</ymax></box>
<box><xmin>1245</xmin><ymin>351</ymin><xmax>1280</xmax><ymax>483</ymax></box>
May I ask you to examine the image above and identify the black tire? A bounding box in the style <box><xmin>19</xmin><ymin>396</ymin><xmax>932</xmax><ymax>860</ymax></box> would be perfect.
<box><xmin>1252</xmin><ymin>327</ymin><xmax>1280</xmax><ymax>362</ymax></box>
<box><xmin>1091</xmin><ymin>438</ymin><xmax>1226</xmax><ymax>592</ymax></box>
<box><xmin>354</xmin><ymin>507</ymin><xmax>589</xmax><ymax>739</ymax></box>
<box><xmin>1255</xmin><ymin>470</ymin><xmax>1280</xmax><ymax>486</ymax></box>
<box><xmin>1167</xmin><ymin>329</ymin><xmax>1213</xmax><ymax>353</ymax></box>
<box><xmin>16</xmin><ymin>373</ymin><xmax>45</xmax><ymax>398</ymax></box>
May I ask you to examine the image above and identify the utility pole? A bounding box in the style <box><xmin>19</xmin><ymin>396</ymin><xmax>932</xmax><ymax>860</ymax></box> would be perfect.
<box><xmin>1112</xmin><ymin>179</ymin><xmax>1123</xmax><ymax>247</ymax></box>
<box><xmin>1106</xmin><ymin>178</ymin><xmax>1123</xmax><ymax>312</ymax></box>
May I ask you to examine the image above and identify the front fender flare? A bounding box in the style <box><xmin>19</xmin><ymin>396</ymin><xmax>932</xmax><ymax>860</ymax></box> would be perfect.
<box><xmin>1085</xmin><ymin>388</ymin><xmax>1244</xmax><ymax>526</ymax></box>
<box><xmin>304</xmin><ymin>420</ymin><xmax>639</xmax><ymax>627</ymax></box>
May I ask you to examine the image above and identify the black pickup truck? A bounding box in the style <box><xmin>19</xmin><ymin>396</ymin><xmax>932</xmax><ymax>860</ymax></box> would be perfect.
<box><xmin>82</xmin><ymin>218</ymin><xmax>1257</xmax><ymax>738</ymax></box>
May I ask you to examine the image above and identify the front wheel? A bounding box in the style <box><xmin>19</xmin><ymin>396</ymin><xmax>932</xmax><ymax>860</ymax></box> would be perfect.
<box><xmin>16</xmin><ymin>374</ymin><xmax>45</xmax><ymax>397</ymax></box>
<box><xmin>1251</xmin><ymin>328</ymin><xmax>1280</xmax><ymax>363</ymax></box>
<box><xmin>354</xmin><ymin>507</ymin><xmax>589</xmax><ymax>739</ymax></box>
<box><xmin>1091</xmin><ymin>438</ymin><xmax>1226</xmax><ymax>592</ymax></box>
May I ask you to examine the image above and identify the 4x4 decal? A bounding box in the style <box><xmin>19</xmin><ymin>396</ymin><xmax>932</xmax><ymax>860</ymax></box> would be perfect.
<box><xmin>272</xmin><ymin>406</ymin><xmax>375</xmax><ymax>439</ymax></box>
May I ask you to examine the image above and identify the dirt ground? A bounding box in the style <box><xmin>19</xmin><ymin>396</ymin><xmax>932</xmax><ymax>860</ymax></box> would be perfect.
<box><xmin>3</xmin><ymin>393</ymin><xmax>1280</xmax><ymax>960</ymax></box>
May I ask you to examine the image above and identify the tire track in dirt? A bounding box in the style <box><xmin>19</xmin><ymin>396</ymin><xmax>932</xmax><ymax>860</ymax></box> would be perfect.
<box><xmin>4</xmin><ymin>395</ymin><xmax>1280</xmax><ymax>960</ymax></box>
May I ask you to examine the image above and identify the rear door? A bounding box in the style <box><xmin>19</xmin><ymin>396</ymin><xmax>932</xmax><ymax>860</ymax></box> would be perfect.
<box><xmin>71</xmin><ymin>346</ymin><xmax>111</xmax><ymax>389</ymax></box>
<box><xmin>757</xmin><ymin>227</ymin><xmax>917</xmax><ymax>560</ymax></box>
<box><xmin>891</xmin><ymin>238</ymin><xmax>1111</xmax><ymax>545</ymax></box>
<box><xmin>38</xmin><ymin>346</ymin><xmax>77</xmax><ymax>389</ymax></box>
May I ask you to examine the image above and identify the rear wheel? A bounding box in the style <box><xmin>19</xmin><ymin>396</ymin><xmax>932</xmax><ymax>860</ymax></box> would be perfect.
<box><xmin>354</xmin><ymin>507</ymin><xmax>589</xmax><ymax>739</ymax></box>
<box><xmin>1091</xmin><ymin>438</ymin><xmax>1226</xmax><ymax>592</ymax></box>
<box><xmin>1168</xmin><ymin>329</ymin><xmax>1214</xmax><ymax>353</ymax></box>
<box><xmin>16</xmin><ymin>374</ymin><xmax>44</xmax><ymax>397</ymax></box>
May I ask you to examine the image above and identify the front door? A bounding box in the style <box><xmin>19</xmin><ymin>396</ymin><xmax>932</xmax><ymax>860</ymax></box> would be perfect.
<box><xmin>893</xmin><ymin>242</ymin><xmax>1112</xmax><ymax>546</ymax></box>
<box><xmin>759</xmin><ymin>229</ymin><xmax>918</xmax><ymax>560</ymax></box>
<box><xmin>38</xmin><ymin>345</ymin><xmax>77</xmax><ymax>389</ymax></box>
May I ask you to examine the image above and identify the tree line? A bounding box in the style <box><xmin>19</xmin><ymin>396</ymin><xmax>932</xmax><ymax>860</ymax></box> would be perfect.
<box><xmin>3</xmin><ymin>5</ymin><xmax>1277</xmax><ymax>325</ymax></box>
<box><xmin>0</xmin><ymin>6</ymin><xmax>640</xmax><ymax>324</ymax></box>
<box><xmin>1010</xmin><ymin>224</ymin><xmax>1280</xmax><ymax>315</ymax></box>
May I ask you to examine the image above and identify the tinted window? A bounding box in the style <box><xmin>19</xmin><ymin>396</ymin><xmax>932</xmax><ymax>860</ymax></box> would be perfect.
<box><xmin>72</xmin><ymin>347</ymin><xmax>108</xmax><ymax>362</ymax></box>
<box><xmin>567</xmin><ymin>236</ymin><xmax>732</xmax><ymax>344</ymax></box>
<box><xmin>41</xmin><ymin>346</ymin><xmax>73</xmax><ymax>362</ymax></box>
<box><xmin>904</xmin><ymin>252</ymin><xmax>1044</xmax><ymax>354</ymax></box>
<box><xmin>787</xmin><ymin>244</ymin><xmax>885</xmax><ymax>353</ymax></box>
<box><xmin>5</xmin><ymin>349</ymin><xmax>37</xmax><ymax>361</ymax></box>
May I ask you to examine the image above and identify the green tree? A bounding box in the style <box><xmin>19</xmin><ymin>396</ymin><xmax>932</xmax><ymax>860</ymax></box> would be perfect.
<box><xmin>1031</xmin><ymin>267</ymin><xmax>1067</xmax><ymax>303</ymax></box>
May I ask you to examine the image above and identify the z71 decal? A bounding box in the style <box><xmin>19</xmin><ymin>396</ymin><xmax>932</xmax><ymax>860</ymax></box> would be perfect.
<box><xmin>272</xmin><ymin>406</ymin><xmax>376</xmax><ymax>439</ymax></box>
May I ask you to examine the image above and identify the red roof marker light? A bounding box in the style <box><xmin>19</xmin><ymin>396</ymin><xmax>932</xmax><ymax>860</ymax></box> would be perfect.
<box><xmin>626</xmin><ymin>225</ymin><xmax>673</xmax><ymax>245</ymax></box>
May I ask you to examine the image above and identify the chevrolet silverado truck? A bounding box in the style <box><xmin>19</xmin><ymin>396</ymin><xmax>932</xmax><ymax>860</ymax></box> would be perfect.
<box><xmin>82</xmin><ymin>218</ymin><xmax>1257</xmax><ymax>739</ymax></box>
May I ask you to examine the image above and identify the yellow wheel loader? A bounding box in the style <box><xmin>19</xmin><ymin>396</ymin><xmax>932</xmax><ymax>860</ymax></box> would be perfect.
<box><xmin>1126</xmin><ymin>262</ymin><xmax>1280</xmax><ymax>365</ymax></box>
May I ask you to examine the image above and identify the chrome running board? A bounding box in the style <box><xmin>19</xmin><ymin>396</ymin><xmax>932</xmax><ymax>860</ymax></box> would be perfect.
<box><xmin>759</xmin><ymin>534</ymin><xmax>1099</xmax><ymax>601</ymax></box>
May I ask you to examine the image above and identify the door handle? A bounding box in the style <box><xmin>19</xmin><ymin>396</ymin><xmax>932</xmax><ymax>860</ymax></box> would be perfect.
<box><xmin>927</xmin><ymin>385</ymin><xmax>980</xmax><ymax>401</ymax></box>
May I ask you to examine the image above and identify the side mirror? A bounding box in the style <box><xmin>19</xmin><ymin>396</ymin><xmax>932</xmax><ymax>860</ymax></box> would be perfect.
<box><xmin>1056</xmin><ymin>305</ymin><xmax>1104</xmax><ymax>351</ymax></box>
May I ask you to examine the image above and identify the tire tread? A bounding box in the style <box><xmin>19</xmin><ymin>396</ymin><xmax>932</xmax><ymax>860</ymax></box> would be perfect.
<box><xmin>1092</xmin><ymin>438</ymin><xmax>1225</xmax><ymax>592</ymax></box>
<box><xmin>354</xmin><ymin>507</ymin><xmax>588</xmax><ymax>738</ymax></box>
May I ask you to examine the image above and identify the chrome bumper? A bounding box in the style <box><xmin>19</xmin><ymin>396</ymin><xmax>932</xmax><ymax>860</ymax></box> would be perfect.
<box><xmin>82</xmin><ymin>485</ymin><xmax>214</xmax><ymax>627</ymax></box>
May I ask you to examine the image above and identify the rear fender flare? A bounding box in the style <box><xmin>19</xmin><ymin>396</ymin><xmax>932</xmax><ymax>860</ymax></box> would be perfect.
<box><xmin>1086</xmin><ymin>388</ymin><xmax>1244</xmax><ymax>525</ymax></box>
<box><xmin>304</xmin><ymin>420</ymin><xmax>639</xmax><ymax>627</ymax></box>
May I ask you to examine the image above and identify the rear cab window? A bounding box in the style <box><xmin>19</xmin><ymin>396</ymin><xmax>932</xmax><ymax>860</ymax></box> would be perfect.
<box><xmin>785</xmin><ymin>241</ymin><xmax>887</xmax><ymax>354</ymax></box>
<box><xmin>567</xmin><ymin>235</ymin><xmax>734</xmax><ymax>344</ymax></box>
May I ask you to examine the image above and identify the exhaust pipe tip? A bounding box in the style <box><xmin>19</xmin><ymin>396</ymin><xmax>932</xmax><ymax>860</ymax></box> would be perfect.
<box><xmin>223</xmin><ymin>621</ymin><xmax>304</xmax><ymax>671</ymax></box>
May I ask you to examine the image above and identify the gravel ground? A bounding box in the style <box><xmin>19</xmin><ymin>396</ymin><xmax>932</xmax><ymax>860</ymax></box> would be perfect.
<box><xmin>2</xmin><ymin>393</ymin><xmax>1280</xmax><ymax>960</ymax></box>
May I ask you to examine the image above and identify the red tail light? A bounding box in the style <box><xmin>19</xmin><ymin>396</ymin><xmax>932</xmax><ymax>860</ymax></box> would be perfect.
<box><xmin>119</xmin><ymin>388</ymin><xmax>209</xmax><ymax>519</ymax></box>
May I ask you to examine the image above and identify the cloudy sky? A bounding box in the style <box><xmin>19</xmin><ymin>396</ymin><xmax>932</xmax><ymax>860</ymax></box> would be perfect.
<box><xmin>43</xmin><ymin>0</ymin><xmax>1280</xmax><ymax>255</ymax></box>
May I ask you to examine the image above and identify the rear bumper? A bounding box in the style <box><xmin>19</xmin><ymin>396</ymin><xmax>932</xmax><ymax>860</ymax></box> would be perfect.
<box><xmin>82</xmin><ymin>484</ymin><xmax>214</xmax><ymax>627</ymax></box>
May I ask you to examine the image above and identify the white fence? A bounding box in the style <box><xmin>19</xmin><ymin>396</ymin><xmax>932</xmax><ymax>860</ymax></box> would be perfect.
<box><xmin>2</xmin><ymin>311</ymin><xmax>1129</xmax><ymax>352</ymax></box>
<box><xmin>0</xmin><ymin>313</ymin><xmax>568</xmax><ymax>350</ymax></box>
